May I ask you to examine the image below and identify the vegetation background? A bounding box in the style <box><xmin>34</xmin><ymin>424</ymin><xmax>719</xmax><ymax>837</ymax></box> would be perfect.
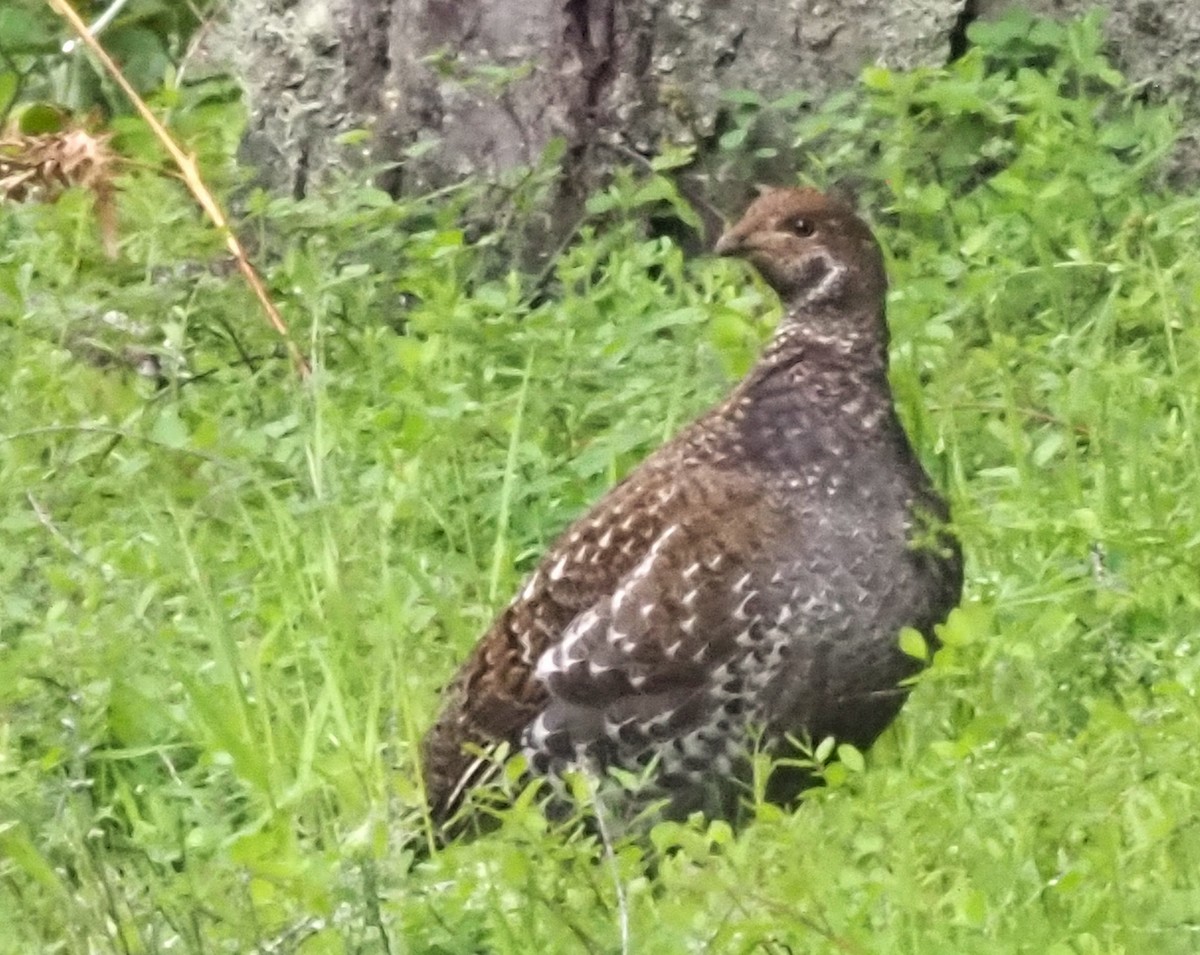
<box><xmin>1</xmin><ymin>5</ymin><xmax>1198</xmax><ymax>953</ymax></box>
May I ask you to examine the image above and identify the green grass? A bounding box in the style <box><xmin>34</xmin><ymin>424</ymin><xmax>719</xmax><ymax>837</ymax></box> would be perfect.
<box><xmin>2</xmin><ymin>11</ymin><xmax>1200</xmax><ymax>953</ymax></box>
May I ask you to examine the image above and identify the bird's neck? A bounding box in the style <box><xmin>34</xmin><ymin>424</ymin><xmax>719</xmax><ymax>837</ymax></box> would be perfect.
<box><xmin>709</xmin><ymin>299</ymin><xmax>902</xmax><ymax>476</ymax></box>
<box><xmin>752</xmin><ymin>299</ymin><xmax>890</xmax><ymax>391</ymax></box>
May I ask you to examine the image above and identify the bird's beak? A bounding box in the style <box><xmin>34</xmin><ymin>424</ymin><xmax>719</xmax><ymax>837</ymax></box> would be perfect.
<box><xmin>714</xmin><ymin>231</ymin><xmax>743</xmax><ymax>256</ymax></box>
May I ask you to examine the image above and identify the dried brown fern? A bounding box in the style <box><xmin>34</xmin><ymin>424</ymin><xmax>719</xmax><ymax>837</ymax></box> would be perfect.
<box><xmin>0</xmin><ymin>127</ymin><xmax>120</xmax><ymax>257</ymax></box>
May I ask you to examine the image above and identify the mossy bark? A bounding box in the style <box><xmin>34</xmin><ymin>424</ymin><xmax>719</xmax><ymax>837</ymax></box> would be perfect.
<box><xmin>210</xmin><ymin>0</ymin><xmax>1200</xmax><ymax>229</ymax></box>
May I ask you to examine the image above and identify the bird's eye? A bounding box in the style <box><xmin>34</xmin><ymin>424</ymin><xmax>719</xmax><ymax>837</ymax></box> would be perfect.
<box><xmin>788</xmin><ymin>217</ymin><xmax>816</xmax><ymax>237</ymax></box>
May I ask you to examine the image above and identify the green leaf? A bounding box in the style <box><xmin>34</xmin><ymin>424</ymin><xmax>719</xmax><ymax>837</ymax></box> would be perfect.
<box><xmin>182</xmin><ymin>678</ymin><xmax>273</xmax><ymax>798</ymax></box>
<box><xmin>719</xmin><ymin>89</ymin><xmax>762</xmax><ymax>106</ymax></box>
<box><xmin>898</xmin><ymin>626</ymin><xmax>928</xmax><ymax>660</ymax></box>
<box><xmin>108</xmin><ymin>679</ymin><xmax>175</xmax><ymax>747</ymax></box>
<box><xmin>650</xmin><ymin>143</ymin><xmax>697</xmax><ymax>171</ymax></box>
<box><xmin>104</xmin><ymin>26</ymin><xmax>172</xmax><ymax>92</ymax></box>
<box><xmin>150</xmin><ymin>408</ymin><xmax>190</xmax><ymax>448</ymax></box>
<box><xmin>967</xmin><ymin>13</ymin><xmax>1030</xmax><ymax>49</ymax></box>
<box><xmin>718</xmin><ymin>126</ymin><xmax>747</xmax><ymax>151</ymax></box>
<box><xmin>0</xmin><ymin>823</ymin><xmax>66</xmax><ymax>897</ymax></box>
<box><xmin>1032</xmin><ymin>431</ymin><xmax>1064</xmax><ymax>466</ymax></box>
<box><xmin>0</xmin><ymin>72</ymin><xmax>18</xmax><ymax>114</ymax></box>
<box><xmin>937</xmin><ymin>603</ymin><xmax>990</xmax><ymax>648</ymax></box>
<box><xmin>768</xmin><ymin>90</ymin><xmax>808</xmax><ymax>111</ymax></box>
<box><xmin>17</xmin><ymin>102</ymin><xmax>65</xmax><ymax>135</ymax></box>
<box><xmin>861</xmin><ymin>65</ymin><xmax>894</xmax><ymax>91</ymax></box>
<box><xmin>0</xmin><ymin>6</ymin><xmax>56</xmax><ymax>52</ymax></box>
<box><xmin>836</xmin><ymin>743</ymin><xmax>865</xmax><ymax>773</ymax></box>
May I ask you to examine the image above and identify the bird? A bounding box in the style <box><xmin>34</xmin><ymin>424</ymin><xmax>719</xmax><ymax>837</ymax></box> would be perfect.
<box><xmin>420</xmin><ymin>186</ymin><xmax>963</xmax><ymax>834</ymax></box>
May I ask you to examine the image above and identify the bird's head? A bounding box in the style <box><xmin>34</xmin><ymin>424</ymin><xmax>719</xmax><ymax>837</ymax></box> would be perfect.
<box><xmin>715</xmin><ymin>187</ymin><xmax>887</xmax><ymax>309</ymax></box>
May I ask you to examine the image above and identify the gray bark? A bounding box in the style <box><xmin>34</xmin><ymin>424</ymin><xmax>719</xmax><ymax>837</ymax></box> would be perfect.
<box><xmin>211</xmin><ymin>1</ymin><xmax>1200</xmax><ymax>217</ymax></box>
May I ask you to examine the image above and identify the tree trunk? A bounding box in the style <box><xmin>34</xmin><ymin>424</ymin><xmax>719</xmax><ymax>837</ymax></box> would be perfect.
<box><xmin>211</xmin><ymin>0</ymin><xmax>1200</xmax><ymax>237</ymax></box>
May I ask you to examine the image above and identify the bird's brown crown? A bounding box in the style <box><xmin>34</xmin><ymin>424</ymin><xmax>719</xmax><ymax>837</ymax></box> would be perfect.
<box><xmin>716</xmin><ymin>187</ymin><xmax>886</xmax><ymax>308</ymax></box>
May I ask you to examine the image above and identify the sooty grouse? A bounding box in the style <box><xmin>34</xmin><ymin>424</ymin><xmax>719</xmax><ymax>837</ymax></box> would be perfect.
<box><xmin>422</xmin><ymin>187</ymin><xmax>963</xmax><ymax>830</ymax></box>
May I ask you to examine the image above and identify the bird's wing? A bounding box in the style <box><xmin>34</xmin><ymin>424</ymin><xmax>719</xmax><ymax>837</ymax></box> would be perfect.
<box><xmin>422</xmin><ymin>463</ymin><xmax>778</xmax><ymax>822</ymax></box>
<box><xmin>524</xmin><ymin>479</ymin><xmax>787</xmax><ymax>769</ymax></box>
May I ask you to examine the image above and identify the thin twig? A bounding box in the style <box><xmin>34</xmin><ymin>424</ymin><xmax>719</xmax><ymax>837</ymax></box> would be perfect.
<box><xmin>3</xmin><ymin>425</ymin><xmax>226</xmax><ymax>464</ymax></box>
<box><xmin>59</xmin><ymin>0</ymin><xmax>132</xmax><ymax>53</ymax></box>
<box><xmin>45</xmin><ymin>0</ymin><xmax>311</xmax><ymax>380</ymax></box>
<box><xmin>27</xmin><ymin>493</ymin><xmax>84</xmax><ymax>562</ymax></box>
<box><xmin>927</xmin><ymin>401</ymin><xmax>1090</xmax><ymax>436</ymax></box>
<box><xmin>582</xmin><ymin>767</ymin><xmax>631</xmax><ymax>955</ymax></box>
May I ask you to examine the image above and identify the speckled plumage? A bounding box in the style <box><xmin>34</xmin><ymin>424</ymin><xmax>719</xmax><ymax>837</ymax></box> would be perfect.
<box><xmin>421</xmin><ymin>187</ymin><xmax>963</xmax><ymax>830</ymax></box>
